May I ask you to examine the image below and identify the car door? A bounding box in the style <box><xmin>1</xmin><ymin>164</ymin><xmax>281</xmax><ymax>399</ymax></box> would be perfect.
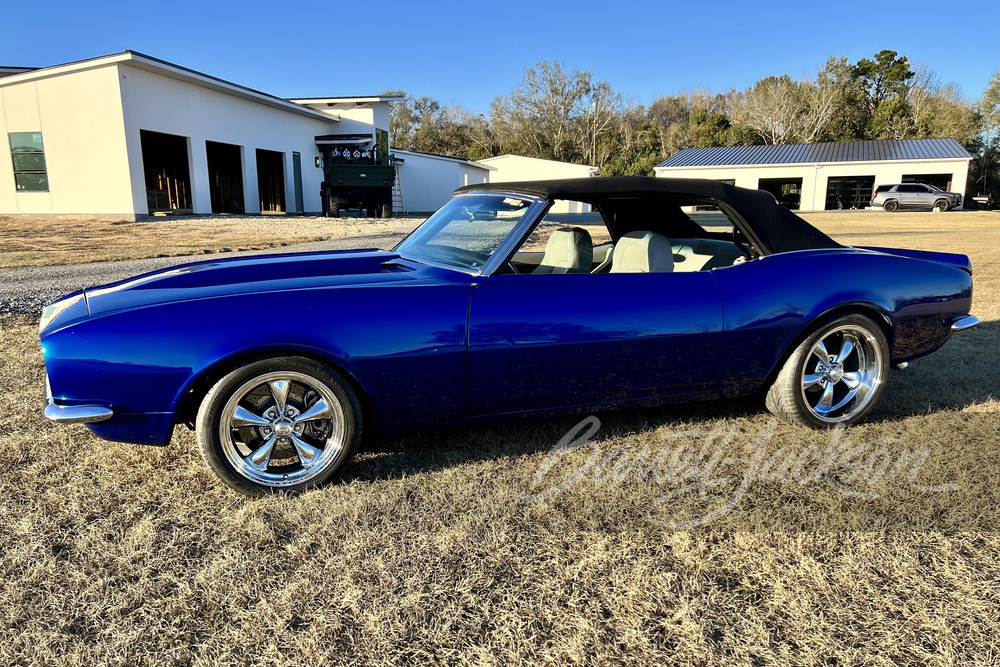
<box><xmin>466</xmin><ymin>271</ymin><xmax>724</xmax><ymax>416</ymax></box>
<box><xmin>912</xmin><ymin>184</ymin><xmax>934</xmax><ymax>209</ymax></box>
<box><xmin>892</xmin><ymin>185</ymin><xmax>912</xmax><ymax>208</ymax></box>
<box><xmin>897</xmin><ymin>184</ymin><xmax>923</xmax><ymax>209</ymax></box>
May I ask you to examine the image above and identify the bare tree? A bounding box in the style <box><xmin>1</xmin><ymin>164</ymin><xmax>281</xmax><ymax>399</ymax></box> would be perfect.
<box><xmin>730</xmin><ymin>75</ymin><xmax>809</xmax><ymax>144</ymax></box>
<box><xmin>489</xmin><ymin>61</ymin><xmax>592</xmax><ymax>161</ymax></box>
<box><xmin>580</xmin><ymin>81</ymin><xmax>625</xmax><ymax>167</ymax></box>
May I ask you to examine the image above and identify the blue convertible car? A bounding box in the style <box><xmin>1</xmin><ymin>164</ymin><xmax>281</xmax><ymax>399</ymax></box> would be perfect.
<box><xmin>41</xmin><ymin>177</ymin><xmax>978</xmax><ymax>495</ymax></box>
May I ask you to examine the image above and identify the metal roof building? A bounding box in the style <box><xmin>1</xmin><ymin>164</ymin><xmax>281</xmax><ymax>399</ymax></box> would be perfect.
<box><xmin>655</xmin><ymin>138</ymin><xmax>972</xmax><ymax>211</ymax></box>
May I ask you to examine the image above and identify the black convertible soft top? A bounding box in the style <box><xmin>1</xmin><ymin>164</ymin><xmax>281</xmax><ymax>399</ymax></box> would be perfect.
<box><xmin>453</xmin><ymin>176</ymin><xmax>841</xmax><ymax>254</ymax></box>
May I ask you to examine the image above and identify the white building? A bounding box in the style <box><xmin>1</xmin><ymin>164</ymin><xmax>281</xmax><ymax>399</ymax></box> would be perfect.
<box><xmin>391</xmin><ymin>149</ymin><xmax>494</xmax><ymax>213</ymax></box>
<box><xmin>0</xmin><ymin>50</ymin><xmax>400</xmax><ymax>219</ymax></box>
<box><xmin>478</xmin><ymin>154</ymin><xmax>599</xmax><ymax>213</ymax></box>
<box><xmin>654</xmin><ymin>139</ymin><xmax>972</xmax><ymax>211</ymax></box>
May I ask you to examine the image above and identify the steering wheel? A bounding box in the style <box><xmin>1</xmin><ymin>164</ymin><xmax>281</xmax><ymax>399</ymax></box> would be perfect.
<box><xmin>506</xmin><ymin>261</ymin><xmax>521</xmax><ymax>275</ymax></box>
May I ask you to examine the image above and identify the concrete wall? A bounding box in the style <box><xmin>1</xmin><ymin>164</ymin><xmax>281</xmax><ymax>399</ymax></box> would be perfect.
<box><xmin>480</xmin><ymin>155</ymin><xmax>597</xmax><ymax>212</ymax></box>
<box><xmin>0</xmin><ymin>65</ymin><xmax>136</xmax><ymax>217</ymax></box>
<box><xmin>325</xmin><ymin>105</ymin><xmax>378</xmax><ymax>140</ymax></box>
<box><xmin>459</xmin><ymin>163</ymin><xmax>489</xmax><ymax>189</ymax></box>
<box><xmin>480</xmin><ymin>154</ymin><xmax>597</xmax><ymax>182</ymax></box>
<box><xmin>654</xmin><ymin>159</ymin><xmax>972</xmax><ymax>211</ymax></box>
<box><xmin>394</xmin><ymin>151</ymin><xmax>490</xmax><ymax>213</ymax></box>
<box><xmin>119</xmin><ymin>65</ymin><xmax>336</xmax><ymax>215</ymax></box>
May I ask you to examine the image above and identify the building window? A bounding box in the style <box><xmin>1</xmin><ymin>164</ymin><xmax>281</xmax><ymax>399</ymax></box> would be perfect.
<box><xmin>9</xmin><ymin>132</ymin><xmax>49</xmax><ymax>192</ymax></box>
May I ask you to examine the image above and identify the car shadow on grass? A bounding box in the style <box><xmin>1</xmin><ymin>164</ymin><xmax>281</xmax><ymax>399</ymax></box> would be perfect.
<box><xmin>337</xmin><ymin>322</ymin><xmax>999</xmax><ymax>532</ymax></box>
<box><xmin>353</xmin><ymin>320</ymin><xmax>997</xmax><ymax>478</ymax></box>
<box><xmin>871</xmin><ymin>318</ymin><xmax>997</xmax><ymax>420</ymax></box>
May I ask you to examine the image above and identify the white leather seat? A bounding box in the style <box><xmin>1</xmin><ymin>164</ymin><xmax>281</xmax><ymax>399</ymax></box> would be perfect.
<box><xmin>533</xmin><ymin>227</ymin><xmax>593</xmax><ymax>274</ymax></box>
<box><xmin>610</xmin><ymin>231</ymin><xmax>674</xmax><ymax>273</ymax></box>
<box><xmin>591</xmin><ymin>244</ymin><xmax>614</xmax><ymax>273</ymax></box>
<box><xmin>671</xmin><ymin>238</ymin><xmax>744</xmax><ymax>272</ymax></box>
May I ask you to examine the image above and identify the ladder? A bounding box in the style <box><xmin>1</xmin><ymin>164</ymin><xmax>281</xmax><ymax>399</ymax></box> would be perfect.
<box><xmin>391</xmin><ymin>159</ymin><xmax>405</xmax><ymax>215</ymax></box>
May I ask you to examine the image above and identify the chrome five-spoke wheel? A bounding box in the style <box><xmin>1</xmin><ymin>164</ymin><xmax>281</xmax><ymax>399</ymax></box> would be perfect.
<box><xmin>800</xmin><ymin>325</ymin><xmax>883</xmax><ymax>423</ymax></box>
<box><xmin>766</xmin><ymin>313</ymin><xmax>890</xmax><ymax>428</ymax></box>
<box><xmin>197</xmin><ymin>357</ymin><xmax>362</xmax><ymax>495</ymax></box>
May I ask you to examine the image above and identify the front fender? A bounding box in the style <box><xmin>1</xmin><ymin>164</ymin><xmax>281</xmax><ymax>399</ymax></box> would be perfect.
<box><xmin>42</xmin><ymin>282</ymin><xmax>475</xmax><ymax>444</ymax></box>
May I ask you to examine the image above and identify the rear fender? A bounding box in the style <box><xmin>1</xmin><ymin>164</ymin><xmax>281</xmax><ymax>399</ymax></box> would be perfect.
<box><xmin>858</xmin><ymin>246</ymin><xmax>972</xmax><ymax>275</ymax></box>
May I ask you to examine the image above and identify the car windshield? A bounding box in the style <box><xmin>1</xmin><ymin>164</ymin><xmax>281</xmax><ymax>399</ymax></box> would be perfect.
<box><xmin>395</xmin><ymin>194</ymin><xmax>536</xmax><ymax>271</ymax></box>
<box><xmin>925</xmin><ymin>183</ymin><xmax>943</xmax><ymax>192</ymax></box>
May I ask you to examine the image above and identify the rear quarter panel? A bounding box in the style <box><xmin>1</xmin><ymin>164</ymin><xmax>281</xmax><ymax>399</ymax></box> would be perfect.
<box><xmin>712</xmin><ymin>248</ymin><xmax>973</xmax><ymax>387</ymax></box>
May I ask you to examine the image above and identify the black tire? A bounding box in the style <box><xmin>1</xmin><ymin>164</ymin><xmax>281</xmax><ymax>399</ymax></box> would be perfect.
<box><xmin>765</xmin><ymin>313</ymin><xmax>889</xmax><ymax>428</ymax></box>
<box><xmin>883</xmin><ymin>200</ymin><xmax>899</xmax><ymax>212</ymax></box>
<box><xmin>379</xmin><ymin>203</ymin><xmax>392</xmax><ymax>219</ymax></box>
<box><xmin>196</xmin><ymin>356</ymin><xmax>363</xmax><ymax>495</ymax></box>
<box><xmin>329</xmin><ymin>202</ymin><xmax>340</xmax><ymax>218</ymax></box>
<box><xmin>933</xmin><ymin>199</ymin><xmax>950</xmax><ymax>212</ymax></box>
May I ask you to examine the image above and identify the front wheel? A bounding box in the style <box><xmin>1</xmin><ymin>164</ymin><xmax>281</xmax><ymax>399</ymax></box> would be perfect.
<box><xmin>196</xmin><ymin>357</ymin><xmax>363</xmax><ymax>495</ymax></box>
<box><xmin>765</xmin><ymin>313</ymin><xmax>889</xmax><ymax>428</ymax></box>
<box><xmin>933</xmin><ymin>198</ymin><xmax>950</xmax><ymax>212</ymax></box>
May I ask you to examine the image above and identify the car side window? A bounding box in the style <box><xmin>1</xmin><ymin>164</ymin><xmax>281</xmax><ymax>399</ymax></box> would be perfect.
<box><xmin>502</xmin><ymin>198</ymin><xmax>752</xmax><ymax>275</ymax></box>
<box><xmin>504</xmin><ymin>200</ymin><xmax>611</xmax><ymax>274</ymax></box>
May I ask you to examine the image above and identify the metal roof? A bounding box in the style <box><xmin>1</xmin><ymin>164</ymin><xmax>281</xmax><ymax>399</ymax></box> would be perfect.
<box><xmin>391</xmin><ymin>148</ymin><xmax>496</xmax><ymax>170</ymax></box>
<box><xmin>657</xmin><ymin>138</ymin><xmax>972</xmax><ymax>168</ymax></box>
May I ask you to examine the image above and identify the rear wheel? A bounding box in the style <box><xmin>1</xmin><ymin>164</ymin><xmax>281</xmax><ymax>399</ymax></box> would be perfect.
<box><xmin>765</xmin><ymin>313</ymin><xmax>889</xmax><ymax>428</ymax></box>
<box><xmin>196</xmin><ymin>357</ymin><xmax>363</xmax><ymax>495</ymax></box>
<box><xmin>883</xmin><ymin>199</ymin><xmax>899</xmax><ymax>212</ymax></box>
<box><xmin>934</xmin><ymin>198</ymin><xmax>950</xmax><ymax>212</ymax></box>
<box><xmin>329</xmin><ymin>201</ymin><xmax>340</xmax><ymax>218</ymax></box>
<box><xmin>379</xmin><ymin>203</ymin><xmax>392</xmax><ymax>218</ymax></box>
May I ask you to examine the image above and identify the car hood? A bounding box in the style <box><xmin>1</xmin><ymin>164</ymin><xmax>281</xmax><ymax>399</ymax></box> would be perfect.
<box><xmin>82</xmin><ymin>248</ymin><xmax>467</xmax><ymax>315</ymax></box>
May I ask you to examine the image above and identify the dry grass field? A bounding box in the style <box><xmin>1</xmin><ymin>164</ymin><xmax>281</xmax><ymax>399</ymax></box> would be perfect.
<box><xmin>0</xmin><ymin>214</ymin><xmax>418</xmax><ymax>268</ymax></box>
<box><xmin>1</xmin><ymin>210</ymin><xmax>999</xmax><ymax>665</ymax></box>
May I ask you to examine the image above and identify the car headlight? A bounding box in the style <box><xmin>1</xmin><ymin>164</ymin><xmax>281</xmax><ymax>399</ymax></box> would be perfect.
<box><xmin>39</xmin><ymin>293</ymin><xmax>84</xmax><ymax>333</ymax></box>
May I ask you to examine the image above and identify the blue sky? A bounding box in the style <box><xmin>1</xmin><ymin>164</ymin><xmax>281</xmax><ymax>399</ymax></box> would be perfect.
<box><xmin>5</xmin><ymin>0</ymin><xmax>998</xmax><ymax>113</ymax></box>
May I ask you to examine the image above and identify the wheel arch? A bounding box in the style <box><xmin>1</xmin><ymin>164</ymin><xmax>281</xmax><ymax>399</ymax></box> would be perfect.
<box><xmin>756</xmin><ymin>302</ymin><xmax>893</xmax><ymax>395</ymax></box>
<box><xmin>172</xmin><ymin>346</ymin><xmax>377</xmax><ymax>437</ymax></box>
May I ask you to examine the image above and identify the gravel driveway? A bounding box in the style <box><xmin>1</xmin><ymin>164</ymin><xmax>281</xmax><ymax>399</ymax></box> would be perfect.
<box><xmin>0</xmin><ymin>230</ymin><xmax>408</xmax><ymax>316</ymax></box>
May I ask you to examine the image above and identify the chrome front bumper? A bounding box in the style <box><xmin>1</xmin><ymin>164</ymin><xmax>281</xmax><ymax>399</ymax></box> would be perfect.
<box><xmin>951</xmin><ymin>315</ymin><xmax>980</xmax><ymax>331</ymax></box>
<box><xmin>44</xmin><ymin>375</ymin><xmax>114</xmax><ymax>424</ymax></box>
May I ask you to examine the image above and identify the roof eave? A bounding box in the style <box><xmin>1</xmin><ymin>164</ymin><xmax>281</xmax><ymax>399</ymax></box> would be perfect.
<box><xmin>0</xmin><ymin>50</ymin><xmax>337</xmax><ymax>122</ymax></box>
<box><xmin>391</xmin><ymin>148</ymin><xmax>495</xmax><ymax>169</ymax></box>
<box><xmin>655</xmin><ymin>155</ymin><xmax>973</xmax><ymax>170</ymax></box>
<box><xmin>290</xmin><ymin>96</ymin><xmax>404</xmax><ymax>106</ymax></box>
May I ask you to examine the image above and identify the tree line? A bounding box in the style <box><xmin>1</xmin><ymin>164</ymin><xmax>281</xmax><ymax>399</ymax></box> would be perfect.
<box><xmin>384</xmin><ymin>50</ymin><xmax>1000</xmax><ymax>194</ymax></box>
